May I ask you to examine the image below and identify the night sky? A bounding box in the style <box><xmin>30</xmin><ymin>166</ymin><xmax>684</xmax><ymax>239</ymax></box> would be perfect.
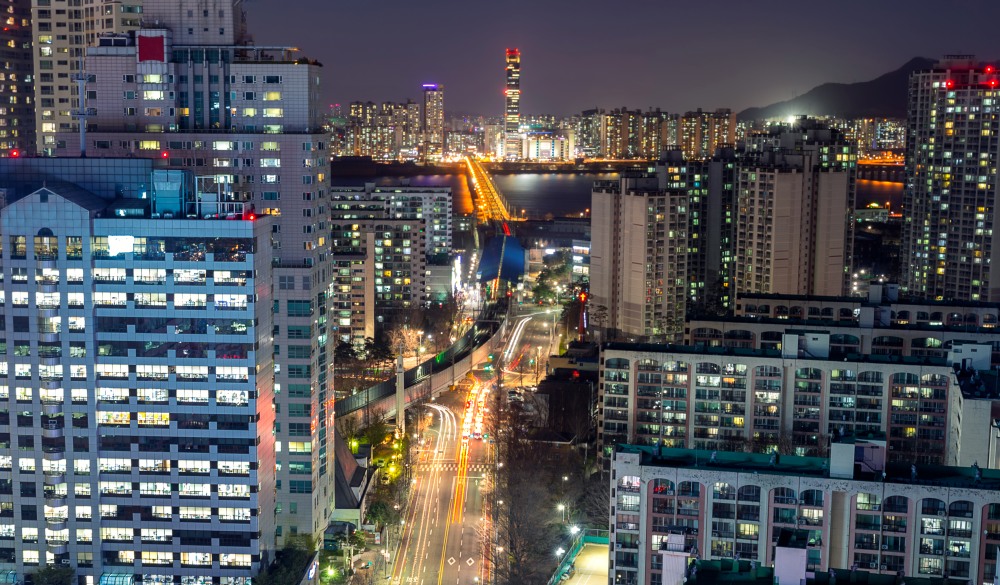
<box><xmin>246</xmin><ymin>0</ymin><xmax>1000</xmax><ymax>116</ymax></box>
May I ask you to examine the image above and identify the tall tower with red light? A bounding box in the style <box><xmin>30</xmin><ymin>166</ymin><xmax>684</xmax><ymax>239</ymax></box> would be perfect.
<box><xmin>903</xmin><ymin>55</ymin><xmax>1000</xmax><ymax>302</ymax></box>
<box><xmin>504</xmin><ymin>48</ymin><xmax>522</xmax><ymax>160</ymax></box>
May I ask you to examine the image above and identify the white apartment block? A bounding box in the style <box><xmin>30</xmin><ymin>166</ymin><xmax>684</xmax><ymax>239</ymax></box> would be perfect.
<box><xmin>611</xmin><ymin>441</ymin><xmax>1000</xmax><ymax>585</ymax></box>
<box><xmin>590</xmin><ymin>173</ymin><xmax>690</xmax><ymax>341</ymax></box>
<box><xmin>31</xmin><ymin>0</ymin><xmax>143</xmax><ymax>155</ymax></box>
<box><xmin>0</xmin><ymin>160</ymin><xmax>275</xmax><ymax>584</ymax></box>
<box><xmin>329</xmin><ymin>183</ymin><xmax>453</xmax><ymax>256</ymax></box>
<box><xmin>734</xmin><ymin>124</ymin><xmax>855</xmax><ymax>298</ymax></box>
<box><xmin>52</xmin><ymin>0</ymin><xmax>334</xmax><ymax>544</ymax></box>
<box><xmin>597</xmin><ymin>337</ymin><xmax>1000</xmax><ymax>469</ymax></box>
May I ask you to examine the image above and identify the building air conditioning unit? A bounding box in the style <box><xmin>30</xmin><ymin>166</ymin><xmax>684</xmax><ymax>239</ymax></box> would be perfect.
<box><xmin>934</xmin><ymin>549</ymin><xmax>943</xmax><ymax>555</ymax></box>
<box><xmin>881</xmin><ymin>545</ymin><xmax>888</xmax><ymax>550</ymax></box>
<box><xmin>882</xmin><ymin>524</ymin><xmax>890</xmax><ymax>530</ymax></box>
<box><xmin>712</xmin><ymin>531</ymin><xmax>720</xmax><ymax>537</ymax></box>
<box><xmin>880</xmin><ymin>565</ymin><xmax>887</xmax><ymax>571</ymax></box>
<box><xmin>869</xmin><ymin>563</ymin><xmax>877</xmax><ymax>569</ymax></box>
<box><xmin>799</xmin><ymin>498</ymin><xmax>807</xmax><ymax>505</ymax></box>
<box><xmin>938</xmin><ymin>511</ymin><xmax>946</xmax><ymax>517</ymax></box>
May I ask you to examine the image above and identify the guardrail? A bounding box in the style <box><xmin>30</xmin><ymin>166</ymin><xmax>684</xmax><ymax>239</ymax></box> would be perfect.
<box><xmin>334</xmin><ymin>300</ymin><xmax>509</xmax><ymax>417</ymax></box>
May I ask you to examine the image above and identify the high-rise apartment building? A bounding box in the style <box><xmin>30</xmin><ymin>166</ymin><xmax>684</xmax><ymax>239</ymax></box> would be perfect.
<box><xmin>54</xmin><ymin>0</ymin><xmax>335</xmax><ymax>544</ymax></box>
<box><xmin>734</xmin><ymin>121</ymin><xmax>855</xmax><ymax>298</ymax></box>
<box><xmin>328</xmin><ymin>183</ymin><xmax>452</xmax><ymax>343</ymax></box>
<box><xmin>610</xmin><ymin>442</ymin><xmax>1000</xmax><ymax>585</ymax></box>
<box><xmin>422</xmin><ymin>83</ymin><xmax>444</xmax><ymax>162</ymax></box>
<box><xmin>504</xmin><ymin>48</ymin><xmax>521</xmax><ymax>160</ymax></box>
<box><xmin>577</xmin><ymin>109</ymin><xmax>603</xmax><ymax>158</ymax></box>
<box><xmin>0</xmin><ymin>157</ymin><xmax>275</xmax><ymax>583</ymax></box>
<box><xmin>590</xmin><ymin>173</ymin><xmax>691</xmax><ymax>341</ymax></box>
<box><xmin>590</xmin><ymin>152</ymin><xmax>735</xmax><ymax>340</ymax></box>
<box><xmin>343</xmin><ymin>100</ymin><xmax>423</xmax><ymax>161</ymax></box>
<box><xmin>680</xmin><ymin>108</ymin><xmax>735</xmax><ymax>159</ymax></box>
<box><xmin>330</xmin><ymin>183</ymin><xmax>453</xmax><ymax>256</ymax></box>
<box><xmin>591</xmin><ymin>119</ymin><xmax>860</xmax><ymax>340</ymax></box>
<box><xmin>597</xmin><ymin>337</ymin><xmax>999</xmax><ymax>465</ymax></box>
<box><xmin>903</xmin><ymin>55</ymin><xmax>1000</xmax><ymax>302</ymax></box>
<box><xmin>0</xmin><ymin>0</ymin><xmax>33</xmax><ymax>156</ymax></box>
<box><xmin>30</xmin><ymin>0</ymin><xmax>143</xmax><ymax>155</ymax></box>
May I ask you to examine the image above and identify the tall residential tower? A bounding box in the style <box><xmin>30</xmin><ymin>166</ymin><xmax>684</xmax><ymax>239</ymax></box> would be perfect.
<box><xmin>55</xmin><ymin>0</ymin><xmax>335</xmax><ymax>545</ymax></box>
<box><xmin>504</xmin><ymin>48</ymin><xmax>521</xmax><ymax>159</ymax></box>
<box><xmin>422</xmin><ymin>83</ymin><xmax>444</xmax><ymax>162</ymax></box>
<box><xmin>903</xmin><ymin>55</ymin><xmax>1000</xmax><ymax>302</ymax></box>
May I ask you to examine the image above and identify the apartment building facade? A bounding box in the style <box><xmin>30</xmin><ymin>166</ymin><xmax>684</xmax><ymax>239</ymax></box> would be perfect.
<box><xmin>610</xmin><ymin>443</ymin><xmax>1000</xmax><ymax>585</ymax></box>
<box><xmin>31</xmin><ymin>0</ymin><xmax>143</xmax><ymax>155</ymax></box>
<box><xmin>597</xmin><ymin>338</ymin><xmax>1000</xmax><ymax>468</ymax></box>
<box><xmin>734</xmin><ymin>122</ymin><xmax>855</xmax><ymax>297</ymax></box>
<box><xmin>687</xmin><ymin>286</ymin><xmax>1000</xmax><ymax>365</ymax></box>
<box><xmin>0</xmin><ymin>158</ymin><xmax>275</xmax><ymax>583</ymax></box>
<box><xmin>53</xmin><ymin>0</ymin><xmax>334</xmax><ymax>543</ymax></box>
<box><xmin>590</xmin><ymin>173</ymin><xmax>690</xmax><ymax>341</ymax></box>
<box><xmin>903</xmin><ymin>56</ymin><xmax>1000</xmax><ymax>302</ymax></box>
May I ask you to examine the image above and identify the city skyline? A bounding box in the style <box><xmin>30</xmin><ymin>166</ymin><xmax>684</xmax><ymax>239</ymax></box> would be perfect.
<box><xmin>247</xmin><ymin>0</ymin><xmax>1000</xmax><ymax>115</ymax></box>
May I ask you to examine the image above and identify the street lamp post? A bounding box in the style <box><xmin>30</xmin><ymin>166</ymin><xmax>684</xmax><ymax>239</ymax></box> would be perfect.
<box><xmin>557</xmin><ymin>503</ymin><xmax>566</xmax><ymax>523</ymax></box>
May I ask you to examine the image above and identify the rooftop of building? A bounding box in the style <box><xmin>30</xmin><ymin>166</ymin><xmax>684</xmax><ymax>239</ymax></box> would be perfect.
<box><xmin>686</xmin><ymin>556</ymin><xmax>969</xmax><ymax>585</ymax></box>
<box><xmin>615</xmin><ymin>443</ymin><xmax>1000</xmax><ymax>490</ymax></box>
<box><xmin>95</xmin><ymin>32</ymin><xmax>322</xmax><ymax>65</ymax></box>
<box><xmin>0</xmin><ymin>159</ymin><xmax>265</xmax><ymax>224</ymax></box>
<box><xmin>685</xmin><ymin>313</ymin><xmax>1000</xmax><ymax>335</ymax></box>
<box><xmin>600</xmin><ymin>341</ymin><xmax>955</xmax><ymax>368</ymax></box>
<box><xmin>735</xmin><ymin>290</ymin><xmax>1000</xmax><ymax>310</ymax></box>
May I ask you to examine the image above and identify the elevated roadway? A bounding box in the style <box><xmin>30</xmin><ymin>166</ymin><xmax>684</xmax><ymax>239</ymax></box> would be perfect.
<box><xmin>466</xmin><ymin>157</ymin><xmax>513</xmax><ymax>223</ymax></box>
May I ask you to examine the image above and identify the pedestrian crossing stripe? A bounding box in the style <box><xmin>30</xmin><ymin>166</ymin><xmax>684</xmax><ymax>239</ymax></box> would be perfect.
<box><xmin>415</xmin><ymin>463</ymin><xmax>492</xmax><ymax>472</ymax></box>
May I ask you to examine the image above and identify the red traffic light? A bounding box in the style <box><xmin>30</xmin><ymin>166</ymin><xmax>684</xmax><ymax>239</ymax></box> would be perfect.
<box><xmin>10</xmin><ymin>150</ymin><xmax>19</xmax><ymax>158</ymax></box>
<box><xmin>160</xmin><ymin>151</ymin><xmax>169</xmax><ymax>159</ymax></box>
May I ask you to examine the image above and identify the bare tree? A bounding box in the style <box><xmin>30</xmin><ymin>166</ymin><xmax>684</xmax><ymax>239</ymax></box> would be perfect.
<box><xmin>387</xmin><ymin>326</ymin><xmax>422</xmax><ymax>358</ymax></box>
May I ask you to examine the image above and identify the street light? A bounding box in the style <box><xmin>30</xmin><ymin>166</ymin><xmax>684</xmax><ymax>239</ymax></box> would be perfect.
<box><xmin>570</xmin><ymin>525</ymin><xmax>580</xmax><ymax>535</ymax></box>
<box><xmin>556</xmin><ymin>548</ymin><xmax>565</xmax><ymax>557</ymax></box>
<box><xmin>557</xmin><ymin>503</ymin><xmax>566</xmax><ymax>522</ymax></box>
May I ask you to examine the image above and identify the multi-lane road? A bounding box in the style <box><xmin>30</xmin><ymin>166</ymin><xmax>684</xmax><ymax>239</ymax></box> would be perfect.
<box><xmin>390</xmin><ymin>386</ymin><xmax>492</xmax><ymax>585</ymax></box>
<box><xmin>387</xmin><ymin>306</ymin><xmax>563</xmax><ymax>585</ymax></box>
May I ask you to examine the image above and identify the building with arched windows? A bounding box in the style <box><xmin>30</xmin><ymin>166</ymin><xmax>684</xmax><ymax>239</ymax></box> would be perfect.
<box><xmin>610</xmin><ymin>441</ymin><xmax>1000</xmax><ymax>585</ymax></box>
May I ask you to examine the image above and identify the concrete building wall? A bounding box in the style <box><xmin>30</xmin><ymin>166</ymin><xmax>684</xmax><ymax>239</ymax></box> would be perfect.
<box><xmin>612</xmin><ymin>447</ymin><xmax>1000</xmax><ymax>585</ymax></box>
<box><xmin>0</xmin><ymin>182</ymin><xmax>274</xmax><ymax>581</ymax></box>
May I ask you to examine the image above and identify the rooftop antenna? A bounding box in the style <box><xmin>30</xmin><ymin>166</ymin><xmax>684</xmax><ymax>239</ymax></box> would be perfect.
<box><xmin>70</xmin><ymin>59</ymin><xmax>96</xmax><ymax>158</ymax></box>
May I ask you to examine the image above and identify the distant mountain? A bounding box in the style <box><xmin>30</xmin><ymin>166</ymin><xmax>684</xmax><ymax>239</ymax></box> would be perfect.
<box><xmin>738</xmin><ymin>57</ymin><xmax>936</xmax><ymax>121</ymax></box>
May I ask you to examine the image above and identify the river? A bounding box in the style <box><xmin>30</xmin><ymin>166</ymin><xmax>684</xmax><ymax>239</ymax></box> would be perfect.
<box><xmin>330</xmin><ymin>174</ymin><xmax>902</xmax><ymax>219</ymax></box>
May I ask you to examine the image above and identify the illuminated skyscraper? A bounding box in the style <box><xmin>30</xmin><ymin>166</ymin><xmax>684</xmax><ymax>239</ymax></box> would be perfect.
<box><xmin>903</xmin><ymin>55</ymin><xmax>1000</xmax><ymax>302</ymax></box>
<box><xmin>504</xmin><ymin>48</ymin><xmax>521</xmax><ymax>159</ymax></box>
<box><xmin>422</xmin><ymin>83</ymin><xmax>445</xmax><ymax>161</ymax></box>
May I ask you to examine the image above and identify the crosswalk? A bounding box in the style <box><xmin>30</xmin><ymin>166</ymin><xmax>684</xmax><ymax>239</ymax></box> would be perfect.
<box><xmin>416</xmin><ymin>463</ymin><xmax>492</xmax><ymax>473</ymax></box>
